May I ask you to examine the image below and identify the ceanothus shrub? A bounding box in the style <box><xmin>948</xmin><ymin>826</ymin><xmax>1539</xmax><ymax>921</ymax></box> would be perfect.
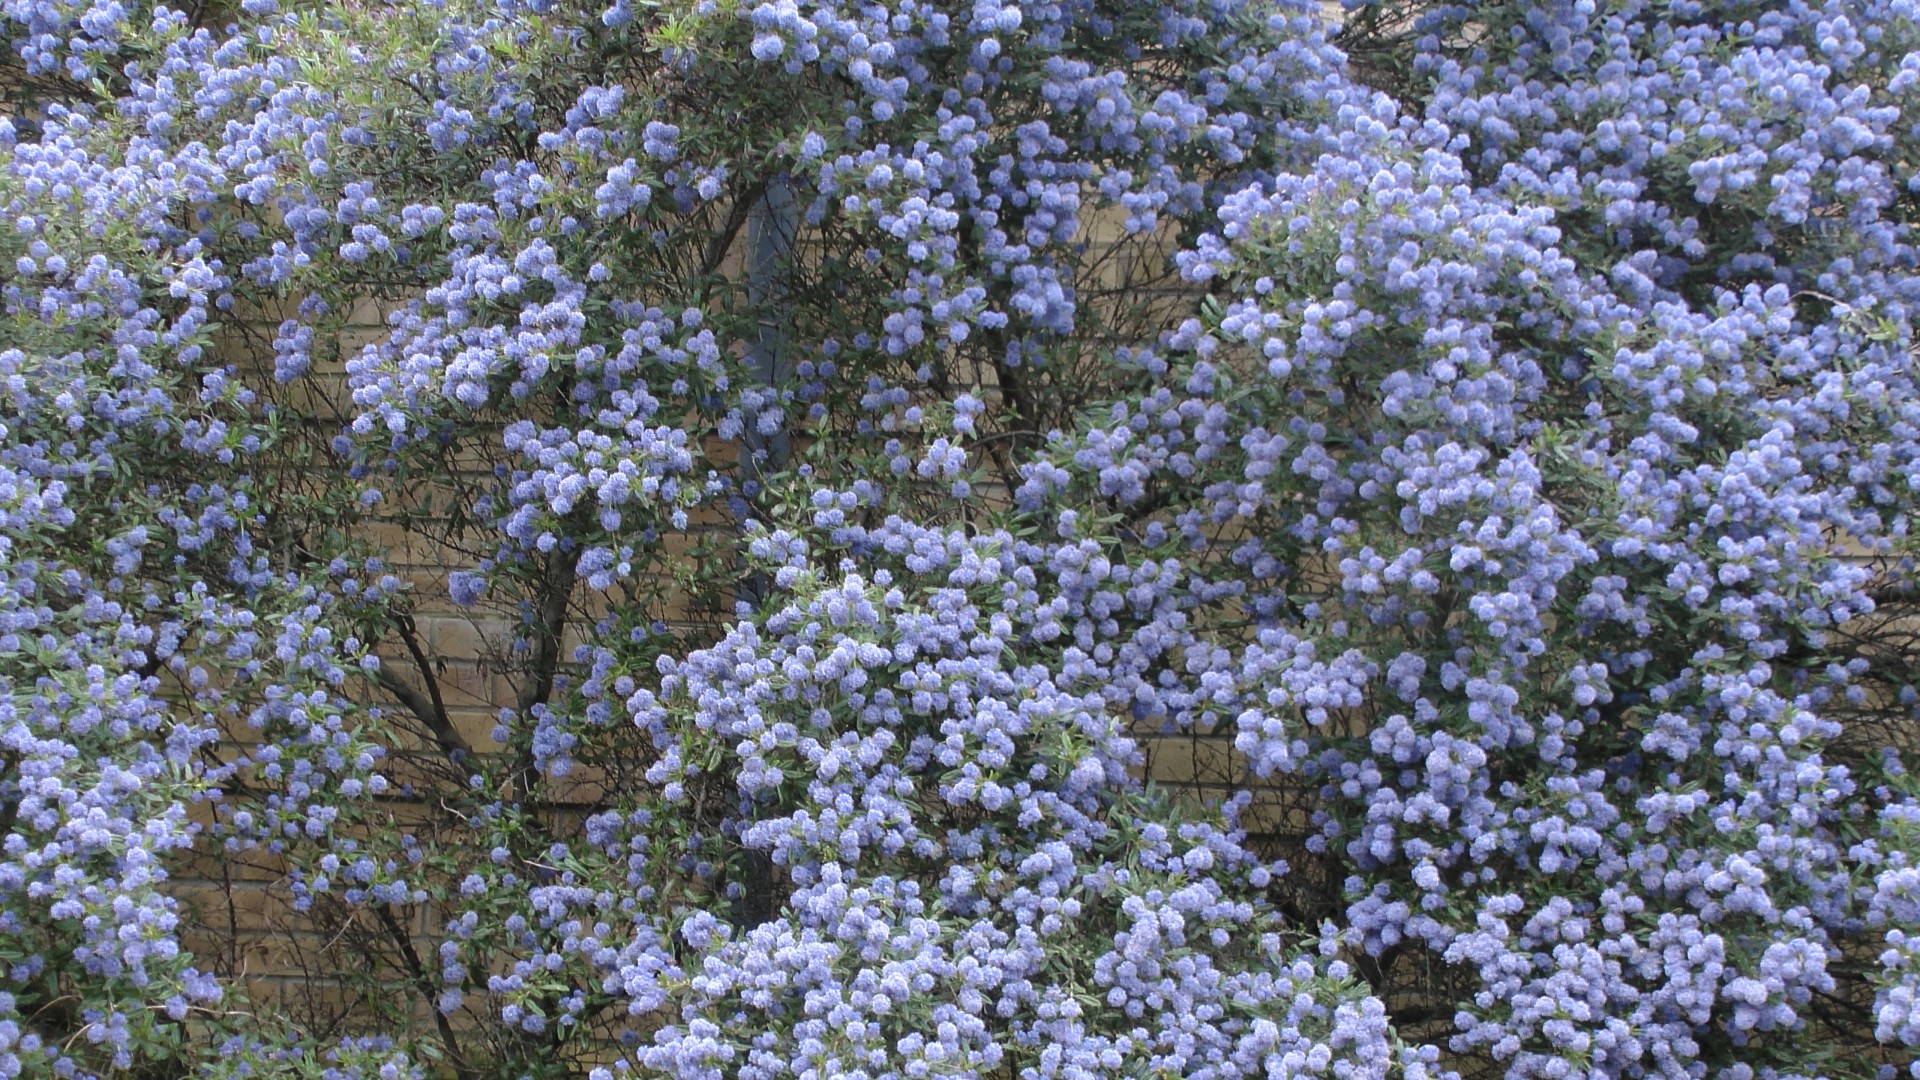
<box><xmin>999</xmin><ymin>16</ymin><xmax>1920</xmax><ymax>1078</ymax></box>
<box><xmin>606</xmin><ymin>530</ymin><xmax>1444</xmax><ymax>1080</ymax></box>
<box><xmin>0</xmin><ymin>81</ymin><xmax>410</xmax><ymax>1080</ymax></box>
<box><xmin>0</xmin><ymin>0</ymin><xmax>1417</xmax><ymax>1074</ymax></box>
<box><xmin>2</xmin><ymin>0</ymin><xmax>1920</xmax><ymax>1076</ymax></box>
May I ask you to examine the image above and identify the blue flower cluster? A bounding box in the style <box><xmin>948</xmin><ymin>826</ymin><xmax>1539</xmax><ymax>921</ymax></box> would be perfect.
<box><xmin>1000</xmin><ymin>1</ymin><xmax>1920</xmax><ymax>1072</ymax></box>
<box><xmin>0</xmin><ymin>30</ymin><xmax>408</xmax><ymax>1075</ymax></box>
<box><xmin>5</xmin><ymin>0</ymin><xmax>1920</xmax><ymax>1075</ymax></box>
<box><xmin>616</xmin><ymin>539</ymin><xmax>1440</xmax><ymax>1080</ymax></box>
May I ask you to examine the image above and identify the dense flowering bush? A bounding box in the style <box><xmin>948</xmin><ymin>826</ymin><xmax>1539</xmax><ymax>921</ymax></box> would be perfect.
<box><xmin>4</xmin><ymin>0</ymin><xmax>1920</xmax><ymax>1076</ymax></box>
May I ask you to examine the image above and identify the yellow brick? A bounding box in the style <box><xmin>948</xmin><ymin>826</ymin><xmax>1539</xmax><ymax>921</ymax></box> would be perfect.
<box><xmin>1142</xmin><ymin>734</ymin><xmax>1245</xmax><ymax>788</ymax></box>
<box><xmin>174</xmin><ymin>880</ymin><xmax>291</xmax><ymax>934</ymax></box>
<box><xmin>424</xmin><ymin>615</ymin><xmax>506</xmax><ymax>663</ymax></box>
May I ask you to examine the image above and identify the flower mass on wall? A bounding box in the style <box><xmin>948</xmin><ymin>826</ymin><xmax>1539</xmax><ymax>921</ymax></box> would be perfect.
<box><xmin>1</xmin><ymin>0</ymin><xmax>1920</xmax><ymax>1077</ymax></box>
